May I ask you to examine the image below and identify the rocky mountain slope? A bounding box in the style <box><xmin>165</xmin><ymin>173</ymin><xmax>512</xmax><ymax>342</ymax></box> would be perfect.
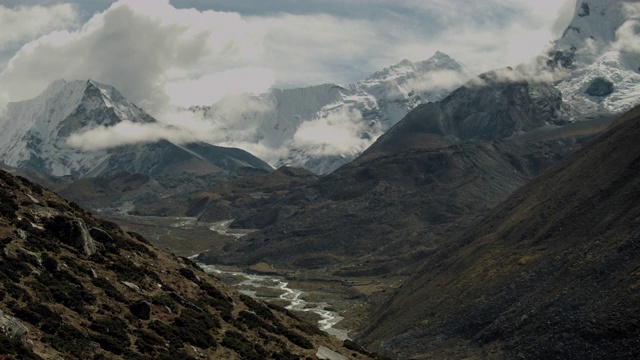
<box><xmin>195</xmin><ymin>51</ymin><xmax>474</xmax><ymax>174</ymax></box>
<box><xmin>0</xmin><ymin>168</ymin><xmax>376</xmax><ymax>359</ymax></box>
<box><xmin>358</xmin><ymin>104</ymin><xmax>640</xmax><ymax>359</ymax></box>
<box><xmin>0</xmin><ymin>79</ymin><xmax>271</xmax><ymax>177</ymax></box>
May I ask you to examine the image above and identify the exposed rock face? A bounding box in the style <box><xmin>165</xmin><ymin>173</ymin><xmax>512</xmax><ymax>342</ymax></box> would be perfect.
<box><xmin>59</xmin><ymin>218</ymin><xmax>97</xmax><ymax>256</ymax></box>
<box><xmin>0</xmin><ymin>309</ymin><xmax>28</xmax><ymax>341</ymax></box>
<box><xmin>586</xmin><ymin>77</ymin><xmax>614</xmax><ymax>97</ymax></box>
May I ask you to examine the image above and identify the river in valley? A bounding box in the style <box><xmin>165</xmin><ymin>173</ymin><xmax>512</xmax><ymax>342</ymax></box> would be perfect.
<box><xmin>196</xmin><ymin>262</ymin><xmax>350</xmax><ymax>340</ymax></box>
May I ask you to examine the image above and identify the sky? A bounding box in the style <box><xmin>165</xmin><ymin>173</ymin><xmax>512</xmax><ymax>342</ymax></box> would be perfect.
<box><xmin>0</xmin><ymin>0</ymin><xmax>577</xmax><ymax>112</ymax></box>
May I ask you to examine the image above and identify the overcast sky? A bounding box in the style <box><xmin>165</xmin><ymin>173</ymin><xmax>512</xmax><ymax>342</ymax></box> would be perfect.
<box><xmin>0</xmin><ymin>0</ymin><xmax>576</xmax><ymax>112</ymax></box>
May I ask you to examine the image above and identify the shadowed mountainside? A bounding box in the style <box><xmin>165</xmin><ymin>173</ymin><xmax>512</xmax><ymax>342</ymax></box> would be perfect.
<box><xmin>358</xmin><ymin>104</ymin><xmax>640</xmax><ymax>359</ymax></box>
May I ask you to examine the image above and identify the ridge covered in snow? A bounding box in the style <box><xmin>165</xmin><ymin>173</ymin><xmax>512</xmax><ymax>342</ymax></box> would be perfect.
<box><xmin>551</xmin><ymin>0</ymin><xmax>640</xmax><ymax>116</ymax></box>
<box><xmin>0</xmin><ymin>79</ymin><xmax>154</xmax><ymax>176</ymax></box>
<box><xmin>196</xmin><ymin>51</ymin><xmax>475</xmax><ymax>174</ymax></box>
<box><xmin>0</xmin><ymin>79</ymin><xmax>271</xmax><ymax>177</ymax></box>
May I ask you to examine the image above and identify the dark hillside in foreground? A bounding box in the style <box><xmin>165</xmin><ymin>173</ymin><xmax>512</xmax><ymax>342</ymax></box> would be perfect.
<box><xmin>359</xmin><ymin>104</ymin><xmax>640</xmax><ymax>359</ymax></box>
<box><xmin>0</xmin><ymin>169</ymin><xmax>371</xmax><ymax>359</ymax></box>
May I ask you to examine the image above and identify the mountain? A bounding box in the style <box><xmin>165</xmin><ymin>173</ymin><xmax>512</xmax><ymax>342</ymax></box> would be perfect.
<box><xmin>196</xmin><ymin>73</ymin><xmax>611</xmax><ymax>275</ymax></box>
<box><xmin>358</xmin><ymin>103</ymin><xmax>640</xmax><ymax>359</ymax></box>
<box><xmin>0</xmin><ymin>79</ymin><xmax>272</xmax><ymax>177</ymax></box>
<box><xmin>359</xmin><ymin>70</ymin><xmax>577</xmax><ymax>160</ymax></box>
<box><xmin>0</xmin><ymin>169</ymin><xmax>375</xmax><ymax>359</ymax></box>
<box><xmin>550</xmin><ymin>0</ymin><xmax>640</xmax><ymax>116</ymax></box>
<box><xmin>195</xmin><ymin>51</ymin><xmax>475</xmax><ymax>174</ymax></box>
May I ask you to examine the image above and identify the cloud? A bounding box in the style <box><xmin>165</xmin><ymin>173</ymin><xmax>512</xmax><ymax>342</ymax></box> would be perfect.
<box><xmin>0</xmin><ymin>0</ymin><xmax>268</xmax><ymax>113</ymax></box>
<box><xmin>0</xmin><ymin>3</ymin><xmax>77</xmax><ymax>50</ymax></box>
<box><xmin>406</xmin><ymin>69</ymin><xmax>474</xmax><ymax>93</ymax></box>
<box><xmin>291</xmin><ymin>108</ymin><xmax>377</xmax><ymax>157</ymax></box>
<box><xmin>66</xmin><ymin>121</ymin><xmax>183</xmax><ymax>150</ymax></box>
<box><xmin>3</xmin><ymin>0</ymin><xmax>579</xmax><ymax>166</ymax></box>
<box><xmin>612</xmin><ymin>7</ymin><xmax>640</xmax><ymax>54</ymax></box>
<box><xmin>65</xmin><ymin>92</ymin><xmax>280</xmax><ymax>162</ymax></box>
<box><xmin>166</xmin><ymin>67</ymin><xmax>274</xmax><ymax>107</ymax></box>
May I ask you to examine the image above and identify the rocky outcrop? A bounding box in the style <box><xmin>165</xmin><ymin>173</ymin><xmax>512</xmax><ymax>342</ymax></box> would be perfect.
<box><xmin>63</xmin><ymin>218</ymin><xmax>97</xmax><ymax>256</ymax></box>
<box><xmin>0</xmin><ymin>309</ymin><xmax>28</xmax><ymax>341</ymax></box>
<box><xmin>586</xmin><ymin>77</ymin><xmax>614</xmax><ymax>97</ymax></box>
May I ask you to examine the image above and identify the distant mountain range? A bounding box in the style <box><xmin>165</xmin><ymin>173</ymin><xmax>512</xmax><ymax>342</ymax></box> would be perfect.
<box><xmin>192</xmin><ymin>51</ymin><xmax>475</xmax><ymax>174</ymax></box>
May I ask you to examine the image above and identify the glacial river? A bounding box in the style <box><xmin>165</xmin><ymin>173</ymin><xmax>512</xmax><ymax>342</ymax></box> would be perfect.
<box><xmin>197</xmin><ymin>263</ymin><xmax>350</xmax><ymax>340</ymax></box>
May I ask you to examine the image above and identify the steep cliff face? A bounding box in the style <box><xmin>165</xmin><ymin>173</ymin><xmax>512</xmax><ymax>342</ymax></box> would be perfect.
<box><xmin>0</xmin><ymin>169</ymin><xmax>371</xmax><ymax>359</ymax></box>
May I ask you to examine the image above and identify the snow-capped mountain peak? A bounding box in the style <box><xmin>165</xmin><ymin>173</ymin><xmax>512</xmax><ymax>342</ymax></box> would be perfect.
<box><xmin>195</xmin><ymin>51</ymin><xmax>475</xmax><ymax>174</ymax></box>
<box><xmin>551</xmin><ymin>0</ymin><xmax>640</xmax><ymax>117</ymax></box>
<box><xmin>0</xmin><ymin>79</ymin><xmax>154</xmax><ymax>176</ymax></box>
<box><xmin>555</xmin><ymin>0</ymin><xmax>638</xmax><ymax>65</ymax></box>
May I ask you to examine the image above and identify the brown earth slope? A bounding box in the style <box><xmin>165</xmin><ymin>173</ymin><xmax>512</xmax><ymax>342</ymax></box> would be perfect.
<box><xmin>358</xmin><ymin>105</ymin><xmax>640</xmax><ymax>359</ymax></box>
<box><xmin>0</xmin><ymin>169</ymin><xmax>374</xmax><ymax>359</ymax></box>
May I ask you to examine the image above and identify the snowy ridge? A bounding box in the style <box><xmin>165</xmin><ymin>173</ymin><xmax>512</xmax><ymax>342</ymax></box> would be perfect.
<box><xmin>0</xmin><ymin>79</ymin><xmax>153</xmax><ymax>176</ymax></box>
<box><xmin>556</xmin><ymin>51</ymin><xmax>640</xmax><ymax>116</ymax></box>
<box><xmin>552</xmin><ymin>0</ymin><xmax>640</xmax><ymax>116</ymax></box>
<box><xmin>555</xmin><ymin>0</ymin><xmax>631</xmax><ymax>63</ymax></box>
<box><xmin>197</xmin><ymin>51</ymin><xmax>475</xmax><ymax>174</ymax></box>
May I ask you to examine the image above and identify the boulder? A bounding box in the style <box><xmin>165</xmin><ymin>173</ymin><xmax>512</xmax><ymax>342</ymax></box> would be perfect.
<box><xmin>0</xmin><ymin>309</ymin><xmax>28</xmax><ymax>341</ymax></box>
<box><xmin>61</xmin><ymin>218</ymin><xmax>97</xmax><ymax>256</ymax></box>
<box><xmin>586</xmin><ymin>77</ymin><xmax>614</xmax><ymax>97</ymax></box>
<box><xmin>129</xmin><ymin>301</ymin><xmax>151</xmax><ymax>320</ymax></box>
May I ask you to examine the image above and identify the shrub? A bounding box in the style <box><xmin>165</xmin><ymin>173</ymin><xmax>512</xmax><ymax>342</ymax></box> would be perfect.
<box><xmin>91</xmin><ymin>277</ymin><xmax>127</xmax><ymax>303</ymax></box>
<box><xmin>134</xmin><ymin>329</ymin><xmax>165</xmax><ymax>354</ymax></box>
<box><xmin>90</xmin><ymin>317</ymin><xmax>131</xmax><ymax>355</ymax></box>
<box><xmin>33</xmin><ymin>272</ymin><xmax>96</xmax><ymax>312</ymax></box>
<box><xmin>0</xmin><ymin>333</ymin><xmax>42</xmax><ymax>360</ymax></box>
<box><xmin>198</xmin><ymin>282</ymin><xmax>233</xmax><ymax>317</ymax></box>
<box><xmin>221</xmin><ymin>331</ymin><xmax>267</xmax><ymax>360</ymax></box>
<box><xmin>42</xmin><ymin>323</ymin><xmax>91</xmax><ymax>358</ymax></box>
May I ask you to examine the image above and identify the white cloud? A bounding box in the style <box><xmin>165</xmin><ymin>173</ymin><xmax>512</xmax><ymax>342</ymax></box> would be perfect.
<box><xmin>0</xmin><ymin>3</ymin><xmax>77</xmax><ymax>50</ymax></box>
<box><xmin>613</xmin><ymin>19</ymin><xmax>640</xmax><ymax>54</ymax></box>
<box><xmin>0</xmin><ymin>0</ymin><xmax>577</xmax><ymax>112</ymax></box>
<box><xmin>0</xmin><ymin>0</ymin><xmax>268</xmax><ymax>113</ymax></box>
<box><xmin>166</xmin><ymin>67</ymin><xmax>274</xmax><ymax>107</ymax></box>
<box><xmin>291</xmin><ymin>108</ymin><xmax>377</xmax><ymax>157</ymax></box>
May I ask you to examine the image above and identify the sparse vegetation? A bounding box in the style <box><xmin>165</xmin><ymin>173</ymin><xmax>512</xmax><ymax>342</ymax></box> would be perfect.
<box><xmin>0</xmin><ymin>169</ymin><xmax>359</xmax><ymax>359</ymax></box>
